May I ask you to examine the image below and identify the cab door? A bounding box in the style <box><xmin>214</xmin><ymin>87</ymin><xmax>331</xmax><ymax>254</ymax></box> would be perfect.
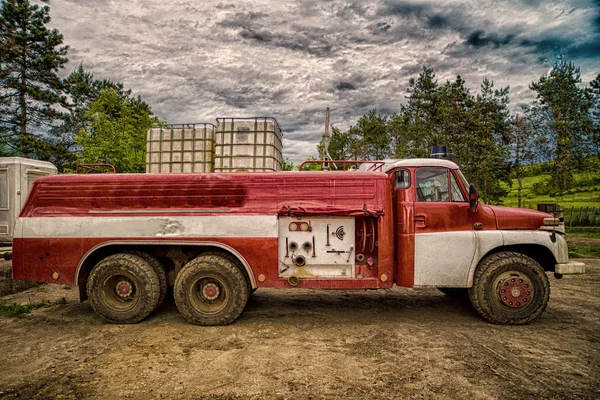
<box><xmin>413</xmin><ymin>167</ymin><xmax>475</xmax><ymax>286</ymax></box>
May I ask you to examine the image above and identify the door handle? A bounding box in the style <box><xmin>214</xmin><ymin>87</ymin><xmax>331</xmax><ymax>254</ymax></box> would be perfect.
<box><xmin>415</xmin><ymin>214</ymin><xmax>427</xmax><ymax>228</ymax></box>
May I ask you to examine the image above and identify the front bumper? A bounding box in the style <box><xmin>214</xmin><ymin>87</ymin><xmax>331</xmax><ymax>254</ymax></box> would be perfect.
<box><xmin>555</xmin><ymin>261</ymin><xmax>585</xmax><ymax>275</ymax></box>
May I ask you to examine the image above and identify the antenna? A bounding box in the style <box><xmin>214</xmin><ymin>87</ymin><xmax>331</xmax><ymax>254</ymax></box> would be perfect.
<box><xmin>321</xmin><ymin>107</ymin><xmax>336</xmax><ymax>170</ymax></box>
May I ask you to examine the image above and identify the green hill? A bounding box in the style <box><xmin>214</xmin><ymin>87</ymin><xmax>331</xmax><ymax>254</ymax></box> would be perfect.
<box><xmin>502</xmin><ymin>171</ymin><xmax>600</xmax><ymax>210</ymax></box>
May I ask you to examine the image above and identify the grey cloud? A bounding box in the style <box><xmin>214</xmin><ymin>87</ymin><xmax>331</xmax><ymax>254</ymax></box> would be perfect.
<box><xmin>379</xmin><ymin>1</ymin><xmax>464</xmax><ymax>31</ymax></box>
<box><xmin>465</xmin><ymin>30</ymin><xmax>516</xmax><ymax>48</ymax></box>
<box><xmin>215</xmin><ymin>3</ymin><xmax>235</xmax><ymax>10</ymax></box>
<box><xmin>372</xmin><ymin>21</ymin><xmax>392</xmax><ymax>34</ymax></box>
<box><xmin>217</xmin><ymin>14</ymin><xmax>336</xmax><ymax>57</ymax></box>
<box><xmin>334</xmin><ymin>82</ymin><xmax>357</xmax><ymax>91</ymax></box>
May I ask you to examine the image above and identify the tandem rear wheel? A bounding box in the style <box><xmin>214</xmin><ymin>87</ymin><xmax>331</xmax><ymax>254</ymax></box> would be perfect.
<box><xmin>87</xmin><ymin>252</ymin><xmax>162</xmax><ymax>324</ymax></box>
<box><xmin>174</xmin><ymin>254</ymin><xmax>250</xmax><ymax>326</ymax></box>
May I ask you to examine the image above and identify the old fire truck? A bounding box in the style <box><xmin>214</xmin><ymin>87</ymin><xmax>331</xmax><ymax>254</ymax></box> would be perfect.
<box><xmin>10</xmin><ymin>158</ymin><xmax>585</xmax><ymax>325</ymax></box>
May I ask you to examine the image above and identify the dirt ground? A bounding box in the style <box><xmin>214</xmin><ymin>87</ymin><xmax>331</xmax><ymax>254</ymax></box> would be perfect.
<box><xmin>0</xmin><ymin>259</ymin><xmax>598</xmax><ymax>400</ymax></box>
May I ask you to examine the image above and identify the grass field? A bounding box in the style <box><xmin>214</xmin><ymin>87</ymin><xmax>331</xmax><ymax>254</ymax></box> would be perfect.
<box><xmin>566</xmin><ymin>228</ymin><xmax>600</xmax><ymax>258</ymax></box>
<box><xmin>502</xmin><ymin>172</ymin><xmax>600</xmax><ymax>209</ymax></box>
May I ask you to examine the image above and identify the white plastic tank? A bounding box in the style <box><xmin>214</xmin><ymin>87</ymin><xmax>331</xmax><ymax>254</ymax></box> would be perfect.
<box><xmin>146</xmin><ymin>124</ymin><xmax>215</xmax><ymax>173</ymax></box>
<box><xmin>214</xmin><ymin>117</ymin><xmax>283</xmax><ymax>172</ymax></box>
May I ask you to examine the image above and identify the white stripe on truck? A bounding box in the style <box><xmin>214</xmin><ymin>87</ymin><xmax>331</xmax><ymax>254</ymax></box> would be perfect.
<box><xmin>16</xmin><ymin>215</ymin><xmax>278</xmax><ymax>239</ymax></box>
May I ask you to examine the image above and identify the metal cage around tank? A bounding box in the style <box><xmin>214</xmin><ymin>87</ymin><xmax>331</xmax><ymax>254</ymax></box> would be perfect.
<box><xmin>214</xmin><ymin>117</ymin><xmax>283</xmax><ymax>172</ymax></box>
<box><xmin>146</xmin><ymin>123</ymin><xmax>216</xmax><ymax>173</ymax></box>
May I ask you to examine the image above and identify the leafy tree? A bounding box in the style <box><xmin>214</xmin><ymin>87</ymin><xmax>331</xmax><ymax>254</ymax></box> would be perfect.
<box><xmin>299</xmin><ymin>155</ymin><xmax>324</xmax><ymax>171</ymax></box>
<box><xmin>281</xmin><ymin>158</ymin><xmax>295</xmax><ymax>171</ymax></box>
<box><xmin>52</xmin><ymin>64</ymin><xmax>133</xmax><ymax>171</ymax></box>
<box><xmin>75</xmin><ymin>89</ymin><xmax>158</xmax><ymax>173</ymax></box>
<box><xmin>588</xmin><ymin>74</ymin><xmax>600</xmax><ymax>163</ymax></box>
<box><xmin>0</xmin><ymin>0</ymin><xmax>68</xmax><ymax>158</ymax></box>
<box><xmin>530</xmin><ymin>59</ymin><xmax>593</xmax><ymax>192</ymax></box>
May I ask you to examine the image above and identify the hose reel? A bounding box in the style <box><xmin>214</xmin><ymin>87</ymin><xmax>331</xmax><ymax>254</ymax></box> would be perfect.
<box><xmin>357</xmin><ymin>219</ymin><xmax>376</xmax><ymax>253</ymax></box>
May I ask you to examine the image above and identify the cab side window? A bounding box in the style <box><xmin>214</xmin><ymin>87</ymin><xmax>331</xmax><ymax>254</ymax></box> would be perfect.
<box><xmin>394</xmin><ymin>169</ymin><xmax>410</xmax><ymax>189</ymax></box>
<box><xmin>416</xmin><ymin>168</ymin><xmax>449</xmax><ymax>202</ymax></box>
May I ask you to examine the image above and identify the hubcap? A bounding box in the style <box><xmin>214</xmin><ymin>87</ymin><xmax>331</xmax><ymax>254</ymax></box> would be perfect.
<box><xmin>202</xmin><ymin>283</ymin><xmax>220</xmax><ymax>300</ymax></box>
<box><xmin>498</xmin><ymin>275</ymin><xmax>532</xmax><ymax>308</ymax></box>
<box><xmin>101</xmin><ymin>274</ymin><xmax>138</xmax><ymax>312</ymax></box>
<box><xmin>189</xmin><ymin>276</ymin><xmax>228</xmax><ymax>315</ymax></box>
<box><xmin>116</xmin><ymin>280</ymin><xmax>133</xmax><ymax>298</ymax></box>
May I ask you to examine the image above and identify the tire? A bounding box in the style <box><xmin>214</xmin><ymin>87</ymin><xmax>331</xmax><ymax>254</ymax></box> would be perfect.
<box><xmin>199</xmin><ymin>251</ymin><xmax>253</xmax><ymax>296</ymax></box>
<box><xmin>174</xmin><ymin>254</ymin><xmax>249</xmax><ymax>326</ymax></box>
<box><xmin>124</xmin><ymin>250</ymin><xmax>168</xmax><ymax>307</ymax></box>
<box><xmin>87</xmin><ymin>253</ymin><xmax>161</xmax><ymax>324</ymax></box>
<box><xmin>469</xmin><ymin>251</ymin><xmax>550</xmax><ymax>325</ymax></box>
<box><xmin>438</xmin><ymin>287</ymin><xmax>469</xmax><ymax>299</ymax></box>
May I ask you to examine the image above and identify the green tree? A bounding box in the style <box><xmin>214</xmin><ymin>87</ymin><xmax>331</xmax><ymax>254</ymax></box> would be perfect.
<box><xmin>530</xmin><ymin>59</ymin><xmax>593</xmax><ymax>192</ymax></box>
<box><xmin>52</xmin><ymin>64</ymin><xmax>133</xmax><ymax>171</ymax></box>
<box><xmin>0</xmin><ymin>0</ymin><xmax>68</xmax><ymax>158</ymax></box>
<box><xmin>510</xmin><ymin>114</ymin><xmax>539</xmax><ymax>207</ymax></box>
<box><xmin>588</xmin><ymin>74</ymin><xmax>600</xmax><ymax>163</ymax></box>
<box><xmin>392</xmin><ymin>66</ymin><xmax>441</xmax><ymax>158</ymax></box>
<box><xmin>281</xmin><ymin>157</ymin><xmax>295</xmax><ymax>171</ymax></box>
<box><xmin>392</xmin><ymin>70</ymin><xmax>512</xmax><ymax>203</ymax></box>
<box><xmin>470</xmin><ymin>78</ymin><xmax>511</xmax><ymax>203</ymax></box>
<box><xmin>325</xmin><ymin>126</ymin><xmax>356</xmax><ymax>161</ymax></box>
<box><xmin>346</xmin><ymin>109</ymin><xmax>390</xmax><ymax>160</ymax></box>
<box><xmin>75</xmin><ymin>89</ymin><xmax>158</xmax><ymax>173</ymax></box>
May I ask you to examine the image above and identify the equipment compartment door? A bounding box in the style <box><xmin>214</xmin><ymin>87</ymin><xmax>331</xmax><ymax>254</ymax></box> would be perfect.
<box><xmin>278</xmin><ymin>216</ymin><xmax>355</xmax><ymax>279</ymax></box>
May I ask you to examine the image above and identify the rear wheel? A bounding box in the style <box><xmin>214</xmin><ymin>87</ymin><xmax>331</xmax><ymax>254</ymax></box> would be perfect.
<box><xmin>87</xmin><ymin>253</ymin><xmax>161</xmax><ymax>324</ymax></box>
<box><xmin>174</xmin><ymin>254</ymin><xmax>249</xmax><ymax>325</ymax></box>
<box><xmin>124</xmin><ymin>250</ymin><xmax>168</xmax><ymax>307</ymax></box>
<box><xmin>199</xmin><ymin>251</ymin><xmax>253</xmax><ymax>296</ymax></box>
<box><xmin>469</xmin><ymin>252</ymin><xmax>550</xmax><ymax>325</ymax></box>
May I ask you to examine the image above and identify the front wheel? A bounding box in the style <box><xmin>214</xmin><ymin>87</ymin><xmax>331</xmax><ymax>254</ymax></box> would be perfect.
<box><xmin>469</xmin><ymin>252</ymin><xmax>550</xmax><ymax>325</ymax></box>
<box><xmin>174</xmin><ymin>254</ymin><xmax>249</xmax><ymax>325</ymax></box>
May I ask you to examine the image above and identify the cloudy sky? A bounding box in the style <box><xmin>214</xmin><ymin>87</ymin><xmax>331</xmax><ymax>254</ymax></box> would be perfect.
<box><xmin>42</xmin><ymin>0</ymin><xmax>600</xmax><ymax>163</ymax></box>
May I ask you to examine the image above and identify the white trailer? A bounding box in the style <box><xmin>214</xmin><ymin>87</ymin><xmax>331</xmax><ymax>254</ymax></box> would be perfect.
<box><xmin>0</xmin><ymin>157</ymin><xmax>57</xmax><ymax>245</ymax></box>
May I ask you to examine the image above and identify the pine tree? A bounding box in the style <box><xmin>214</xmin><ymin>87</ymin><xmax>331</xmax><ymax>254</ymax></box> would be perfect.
<box><xmin>471</xmin><ymin>78</ymin><xmax>511</xmax><ymax>203</ymax></box>
<box><xmin>347</xmin><ymin>110</ymin><xmax>390</xmax><ymax>160</ymax></box>
<box><xmin>396</xmin><ymin>66</ymin><xmax>441</xmax><ymax>158</ymax></box>
<box><xmin>588</xmin><ymin>74</ymin><xmax>600</xmax><ymax>163</ymax></box>
<box><xmin>530</xmin><ymin>59</ymin><xmax>593</xmax><ymax>192</ymax></box>
<box><xmin>0</xmin><ymin>0</ymin><xmax>68</xmax><ymax>158</ymax></box>
<box><xmin>510</xmin><ymin>113</ymin><xmax>539</xmax><ymax>207</ymax></box>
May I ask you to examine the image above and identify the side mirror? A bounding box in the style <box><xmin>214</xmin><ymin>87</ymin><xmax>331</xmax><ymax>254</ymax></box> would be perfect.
<box><xmin>469</xmin><ymin>183</ymin><xmax>479</xmax><ymax>211</ymax></box>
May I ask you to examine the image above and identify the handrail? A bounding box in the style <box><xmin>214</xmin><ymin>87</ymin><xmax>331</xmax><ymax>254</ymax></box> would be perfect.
<box><xmin>75</xmin><ymin>164</ymin><xmax>117</xmax><ymax>174</ymax></box>
<box><xmin>298</xmin><ymin>160</ymin><xmax>385</xmax><ymax>172</ymax></box>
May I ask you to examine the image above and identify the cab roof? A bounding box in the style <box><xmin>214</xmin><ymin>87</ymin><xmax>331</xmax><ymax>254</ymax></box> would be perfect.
<box><xmin>358</xmin><ymin>158</ymin><xmax>459</xmax><ymax>173</ymax></box>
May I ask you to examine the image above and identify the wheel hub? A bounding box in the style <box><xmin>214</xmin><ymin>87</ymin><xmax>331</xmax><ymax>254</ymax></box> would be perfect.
<box><xmin>116</xmin><ymin>280</ymin><xmax>133</xmax><ymax>298</ymax></box>
<box><xmin>498</xmin><ymin>275</ymin><xmax>532</xmax><ymax>308</ymax></box>
<box><xmin>202</xmin><ymin>283</ymin><xmax>220</xmax><ymax>300</ymax></box>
